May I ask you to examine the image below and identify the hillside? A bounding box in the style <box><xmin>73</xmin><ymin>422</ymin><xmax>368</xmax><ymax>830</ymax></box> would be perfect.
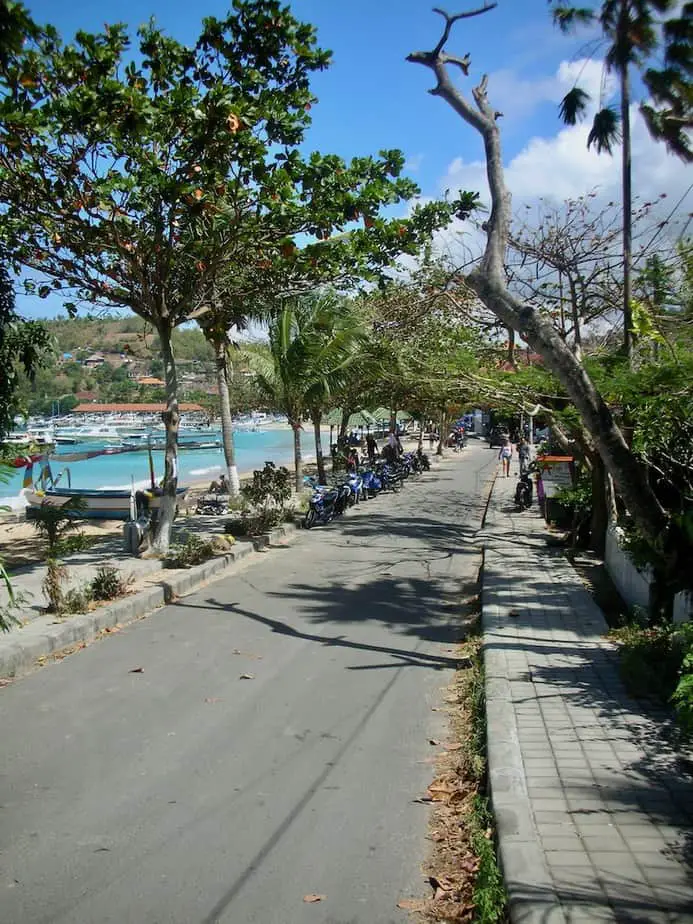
<box><xmin>45</xmin><ymin>316</ymin><xmax>216</xmax><ymax>363</ymax></box>
<box><xmin>9</xmin><ymin>317</ymin><xmax>269</xmax><ymax>419</ymax></box>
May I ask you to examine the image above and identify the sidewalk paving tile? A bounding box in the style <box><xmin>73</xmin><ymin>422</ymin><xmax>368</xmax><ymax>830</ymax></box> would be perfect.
<box><xmin>482</xmin><ymin>474</ymin><xmax>693</xmax><ymax>923</ymax></box>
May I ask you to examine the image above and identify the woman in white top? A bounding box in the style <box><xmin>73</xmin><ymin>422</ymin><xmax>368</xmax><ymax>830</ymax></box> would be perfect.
<box><xmin>498</xmin><ymin>438</ymin><xmax>512</xmax><ymax>477</ymax></box>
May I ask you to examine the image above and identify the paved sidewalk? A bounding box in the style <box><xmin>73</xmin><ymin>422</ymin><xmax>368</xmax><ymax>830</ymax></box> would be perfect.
<box><xmin>481</xmin><ymin>474</ymin><xmax>693</xmax><ymax>923</ymax></box>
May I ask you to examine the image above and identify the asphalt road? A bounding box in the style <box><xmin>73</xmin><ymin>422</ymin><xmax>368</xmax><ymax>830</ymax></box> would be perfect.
<box><xmin>0</xmin><ymin>444</ymin><xmax>497</xmax><ymax>924</ymax></box>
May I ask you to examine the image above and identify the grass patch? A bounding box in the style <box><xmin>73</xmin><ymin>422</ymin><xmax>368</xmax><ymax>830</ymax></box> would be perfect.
<box><xmin>466</xmin><ymin>646</ymin><xmax>507</xmax><ymax>923</ymax></box>
<box><xmin>415</xmin><ymin>583</ymin><xmax>508</xmax><ymax>924</ymax></box>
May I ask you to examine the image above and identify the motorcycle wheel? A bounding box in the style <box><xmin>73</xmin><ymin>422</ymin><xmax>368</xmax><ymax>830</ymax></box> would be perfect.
<box><xmin>304</xmin><ymin>508</ymin><xmax>317</xmax><ymax>529</ymax></box>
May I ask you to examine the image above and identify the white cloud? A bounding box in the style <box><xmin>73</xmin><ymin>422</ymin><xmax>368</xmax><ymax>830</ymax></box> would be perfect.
<box><xmin>442</xmin><ymin>108</ymin><xmax>691</xmax><ymax>213</ymax></box>
<box><xmin>484</xmin><ymin>58</ymin><xmax>615</xmax><ymax>124</ymax></box>
<box><xmin>404</xmin><ymin>153</ymin><xmax>424</xmax><ymax>173</ymax></box>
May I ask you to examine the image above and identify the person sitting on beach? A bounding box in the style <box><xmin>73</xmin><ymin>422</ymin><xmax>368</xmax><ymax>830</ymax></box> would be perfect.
<box><xmin>217</xmin><ymin>473</ymin><xmax>230</xmax><ymax>494</ymax></box>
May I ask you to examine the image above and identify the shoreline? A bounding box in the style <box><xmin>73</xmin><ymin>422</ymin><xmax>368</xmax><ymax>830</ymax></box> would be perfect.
<box><xmin>0</xmin><ymin>435</ymin><xmax>423</xmax><ymax>570</ymax></box>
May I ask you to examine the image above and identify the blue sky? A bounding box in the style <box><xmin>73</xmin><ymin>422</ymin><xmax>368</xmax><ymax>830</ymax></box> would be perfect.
<box><xmin>18</xmin><ymin>0</ymin><xmax>692</xmax><ymax>319</ymax></box>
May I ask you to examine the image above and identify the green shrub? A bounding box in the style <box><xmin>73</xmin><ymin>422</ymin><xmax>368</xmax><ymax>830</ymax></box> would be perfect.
<box><xmin>1</xmin><ymin>558</ymin><xmax>26</xmax><ymax>631</ymax></box>
<box><xmin>672</xmin><ymin>624</ymin><xmax>693</xmax><ymax>734</ymax></box>
<box><xmin>225</xmin><ymin>508</ymin><xmax>284</xmax><ymax>537</ymax></box>
<box><xmin>252</xmin><ymin>507</ymin><xmax>283</xmax><ymax>533</ymax></box>
<box><xmin>42</xmin><ymin>557</ymin><xmax>68</xmax><ymax>613</ymax></box>
<box><xmin>90</xmin><ymin>566</ymin><xmax>125</xmax><ymax>601</ymax></box>
<box><xmin>54</xmin><ymin>532</ymin><xmax>99</xmax><ymax>558</ymax></box>
<box><xmin>612</xmin><ymin>621</ymin><xmax>693</xmax><ymax>734</ymax></box>
<box><xmin>61</xmin><ymin>585</ymin><xmax>93</xmax><ymax>614</ymax></box>
<box><xmin>241</xmin><ymin>461</ymin><xmax>291</xmax><ymax>510</ymax></box>
<box><xmin>166</xmin><ymin>533</ymin><xmax>217</xmax><ymax>568</ymax></box>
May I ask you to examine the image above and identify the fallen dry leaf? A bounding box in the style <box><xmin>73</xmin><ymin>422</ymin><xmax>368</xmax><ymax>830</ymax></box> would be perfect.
<box><xmin>428</xmin><ymin>738</ymin><xmax>440</xmax><ymax>746</ymax></box>
<box><xmin>396</xmin><ymin>898</ymin><xmax>426</xmax><ymax>911</ymax></box>
<box><xmin>239</xmin><ymin>673</ymin><xmax>255</xmax><ymax>680</ymax></box>
<box><xmin>204</xmin><ymin>697</ymin><xmax>222</xmax><ymax>704</ymax></box>
<box><xmin>129</xmin><ymin>667</ymin><xmax>144</xmax><ymax>674</ymax></box>
<box><xmin>303</xmin><ymin>894</ymin><xmax>326</xmax><ymax>903</ymax></box>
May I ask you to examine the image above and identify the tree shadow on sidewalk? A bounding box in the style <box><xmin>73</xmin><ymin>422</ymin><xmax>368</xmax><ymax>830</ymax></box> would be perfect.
<box><xmin>485</xmin><ymin>600</ymin><xmax>693</xmax><ymax>874</ymax></box>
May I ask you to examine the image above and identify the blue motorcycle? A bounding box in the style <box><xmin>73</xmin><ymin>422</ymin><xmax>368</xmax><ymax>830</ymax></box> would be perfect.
<box><xmin>343</xmin><ymin>471</ymin><xmax>364</xmax><ymax>505</ymax></box>
<box><xmin>303</xmin><ymin>484</ymin><xmax>341</xmax><ymax>528</ymax></box>
<box><xmin>361</xmin><ymin>468</ymin><xmax>383</xmax><ymax>498</ymax></box>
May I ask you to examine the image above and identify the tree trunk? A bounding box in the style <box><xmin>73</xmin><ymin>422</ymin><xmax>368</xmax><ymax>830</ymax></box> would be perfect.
<box><xmin>590</xmin><ymin>454</ymin><xmax>608</xmax><ymax>557</ymax></box>
<box><xmin>418</xmin><ymin>414</ymin><xmax>425</xmax><ymax>451</ymax></box>
<box><xmin>569</xmin><ymin>276</ymin><xmax>582</xmax><ymax>361</ymax></box>
<box><xmin>506</xmin><ymin>326</ymin><xmax>517</xmax><ymax>369</ymax></box>
<box><xmin>339</xmin><ymin>408</ymin><xmax>350</xmax><ymax>443</ymax></box>
<box><xmin>312</xmin><ymin>408</ymin><xmax>326</xmax><ymax>484</ymax></box>
<box><xmin>291</xmin><ymin>421</ymin><xmax>303</xmax><ymax>492</ymax></box>
<box><xmin>436</xmin><ymin>408</ymin><xmax>446</xmax><ymax>456</ymax></box>
<box><xmin>621</xmin><ymin>59</ymin><xmax>633</xmax><ymax>365</ymax></box>
<box><xmin>214</xmin><ymin>337</ymin><xmax>240</xmax><ymax>496</ymax></box>
<box><xmin>151</xmin><ymin>320</ymin><xmax>179</xmax><ymax>555</ymax></box>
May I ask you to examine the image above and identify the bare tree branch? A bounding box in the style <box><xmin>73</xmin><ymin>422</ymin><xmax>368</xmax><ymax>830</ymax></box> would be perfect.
<box><xmin>407</xmin><ymin>6</ymin><xmax>676</xmax><ymax>555</ymax></box>
<box><xmin>430</xmin><ymin>4</ymin><xmax>497</xmax><ymax>56</ymax></box>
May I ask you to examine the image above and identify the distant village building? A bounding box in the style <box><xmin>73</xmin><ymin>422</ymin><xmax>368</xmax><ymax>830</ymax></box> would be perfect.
<box><xmin>74</xmin><ymin>390</ymin><xmax>98</xmax><ymax>402</ymax></box>
<box><xmin>83</xmin><ymin>352</ymin><xmax>105</xmax><ymax>368</ymax></box>
<box><xmin>136</xmin><ymin>376</ymin><xmax>165</xmax><ymax>387</ymax></box>
<box><xmin>72</xmin><ymin>402</ymin><xmax>204</xmax><ymax>415</ymax></box>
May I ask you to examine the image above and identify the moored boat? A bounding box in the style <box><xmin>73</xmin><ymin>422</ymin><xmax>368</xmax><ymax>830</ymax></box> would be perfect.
<box><xmin>23</xmin><ymin>486</ymin><xmax>189</xmax><ymax>520</ymax></box>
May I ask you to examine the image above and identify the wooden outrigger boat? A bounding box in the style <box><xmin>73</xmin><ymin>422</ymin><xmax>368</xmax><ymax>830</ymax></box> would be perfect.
<box><xmin>20</xmin><ymin>451</ymin><xmax>188</xmax><ymax>521</ymax></box>
<box><xmin>23</xmin><ymin>486</ymin><xmax>188</xmax><ymax>520</ymax></box>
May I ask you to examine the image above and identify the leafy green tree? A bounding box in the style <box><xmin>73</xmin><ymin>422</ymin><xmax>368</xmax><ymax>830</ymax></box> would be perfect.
<box><xmin>0</xmin><ymin>2</ymin><xmax>333</xmax><ymax>552</ymax></box>
<box><xmin>0</xmin><ymin>3</ymin><xmax>473</xmax><ymax>550</ymax></box>
<box><xmin>0</xmin><ymin>254</ymin><xmax>51</xmax><ymax>437</ymax></box>
<box><xmin>249</xmin><ymin>296</ymin><xmax>365</xmax><ymax>489</ymax></box>
<box><xmin>550</xmin><ymin>0</ymin><xmax>692</xmax><ymax>362</ymax></box>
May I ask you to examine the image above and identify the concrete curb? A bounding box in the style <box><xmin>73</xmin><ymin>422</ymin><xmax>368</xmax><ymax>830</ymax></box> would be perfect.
<box><xmin>480</xmin><ymin>480</ymin><xmax>566</xmax><ymax>924</ymax></box>
<box><xmin>0</xmin><ymin>523</ymin><xmax>298</xmax><ymax>682</ymax></box>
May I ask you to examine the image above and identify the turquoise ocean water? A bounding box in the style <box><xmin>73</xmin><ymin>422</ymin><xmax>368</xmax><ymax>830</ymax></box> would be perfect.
<box><xmin>1</xmin><ymin>428</ymin><xmax>306</xmax><ymax>507</ymax></box>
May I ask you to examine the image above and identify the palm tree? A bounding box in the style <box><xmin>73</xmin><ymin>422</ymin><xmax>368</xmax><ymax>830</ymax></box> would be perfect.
<box><xmin>249</xmin><ymin>294</ymin><xmax>366</xmax><ymax>491</ymax></box>
<box><xmin>551</xmin><ymin>1</ymin><xmax>690</xmax><ymax>363</ymax></box>
<box><xmin>199</xmin><ymin>312</ymin><xmax>246</xmax><ymax>497</ymax></box>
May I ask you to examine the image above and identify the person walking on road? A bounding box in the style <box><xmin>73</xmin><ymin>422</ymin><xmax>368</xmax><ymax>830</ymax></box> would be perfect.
<box><xmin>498</xmin><ymin>437</ymin><xmax>512</xmax><ymax>477</ymax></box>
<box><xmin>517</xmin><ymin>438</ymin><xmax>531</xmax><ymax>475</ymax></box>
<box><xmin>366</xmin><ymin>432</ymin><xmax>378</xmax><ymax>463</ymax></box>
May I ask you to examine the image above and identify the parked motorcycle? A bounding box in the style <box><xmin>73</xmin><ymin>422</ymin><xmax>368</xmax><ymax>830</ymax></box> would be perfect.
<box><xmin>514</xmin><ymin>471</ymin><xmax>533</xmax><ymax>511</ymax></box>
<box><xmin>195</xmin><ymin>497</ymin><xmax>229</xmax><ymax>516</ymax></box>
<box><xmin>361</xmin><ymin>468</ymin><xmax>383</xmax><ymax>498</ymax></box>
<box><xmin>416</xmin><ymin>449</ymin><xmax>431</xmax><ymax>472</ymax></box>
<box><xmin>304</xmin><ymin>484</ymin><xmax>341</xmax><ymax>528</ymax></box>
<box><xmin>344</xmin><ymin>471</ymin><xmax>364</xmax><ymax>505</ymax></box>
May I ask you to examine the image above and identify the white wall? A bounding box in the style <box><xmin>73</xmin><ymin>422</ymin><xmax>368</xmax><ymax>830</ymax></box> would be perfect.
<box><xmin>605</xmin><ymin>525</ymin><xmax>691</xmax><ymax>623</ymax></box>
<box><xmin>605</xmin><ymin>526</ymin><xmax>652</xmax><ymax>613</ymax></box>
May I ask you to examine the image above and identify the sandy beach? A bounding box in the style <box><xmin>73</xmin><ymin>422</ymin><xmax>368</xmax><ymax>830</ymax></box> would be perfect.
<box><xmin>0</xmin><ymin>431</ymin><xmax>422</xmax><ymax>571</ymax></box>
